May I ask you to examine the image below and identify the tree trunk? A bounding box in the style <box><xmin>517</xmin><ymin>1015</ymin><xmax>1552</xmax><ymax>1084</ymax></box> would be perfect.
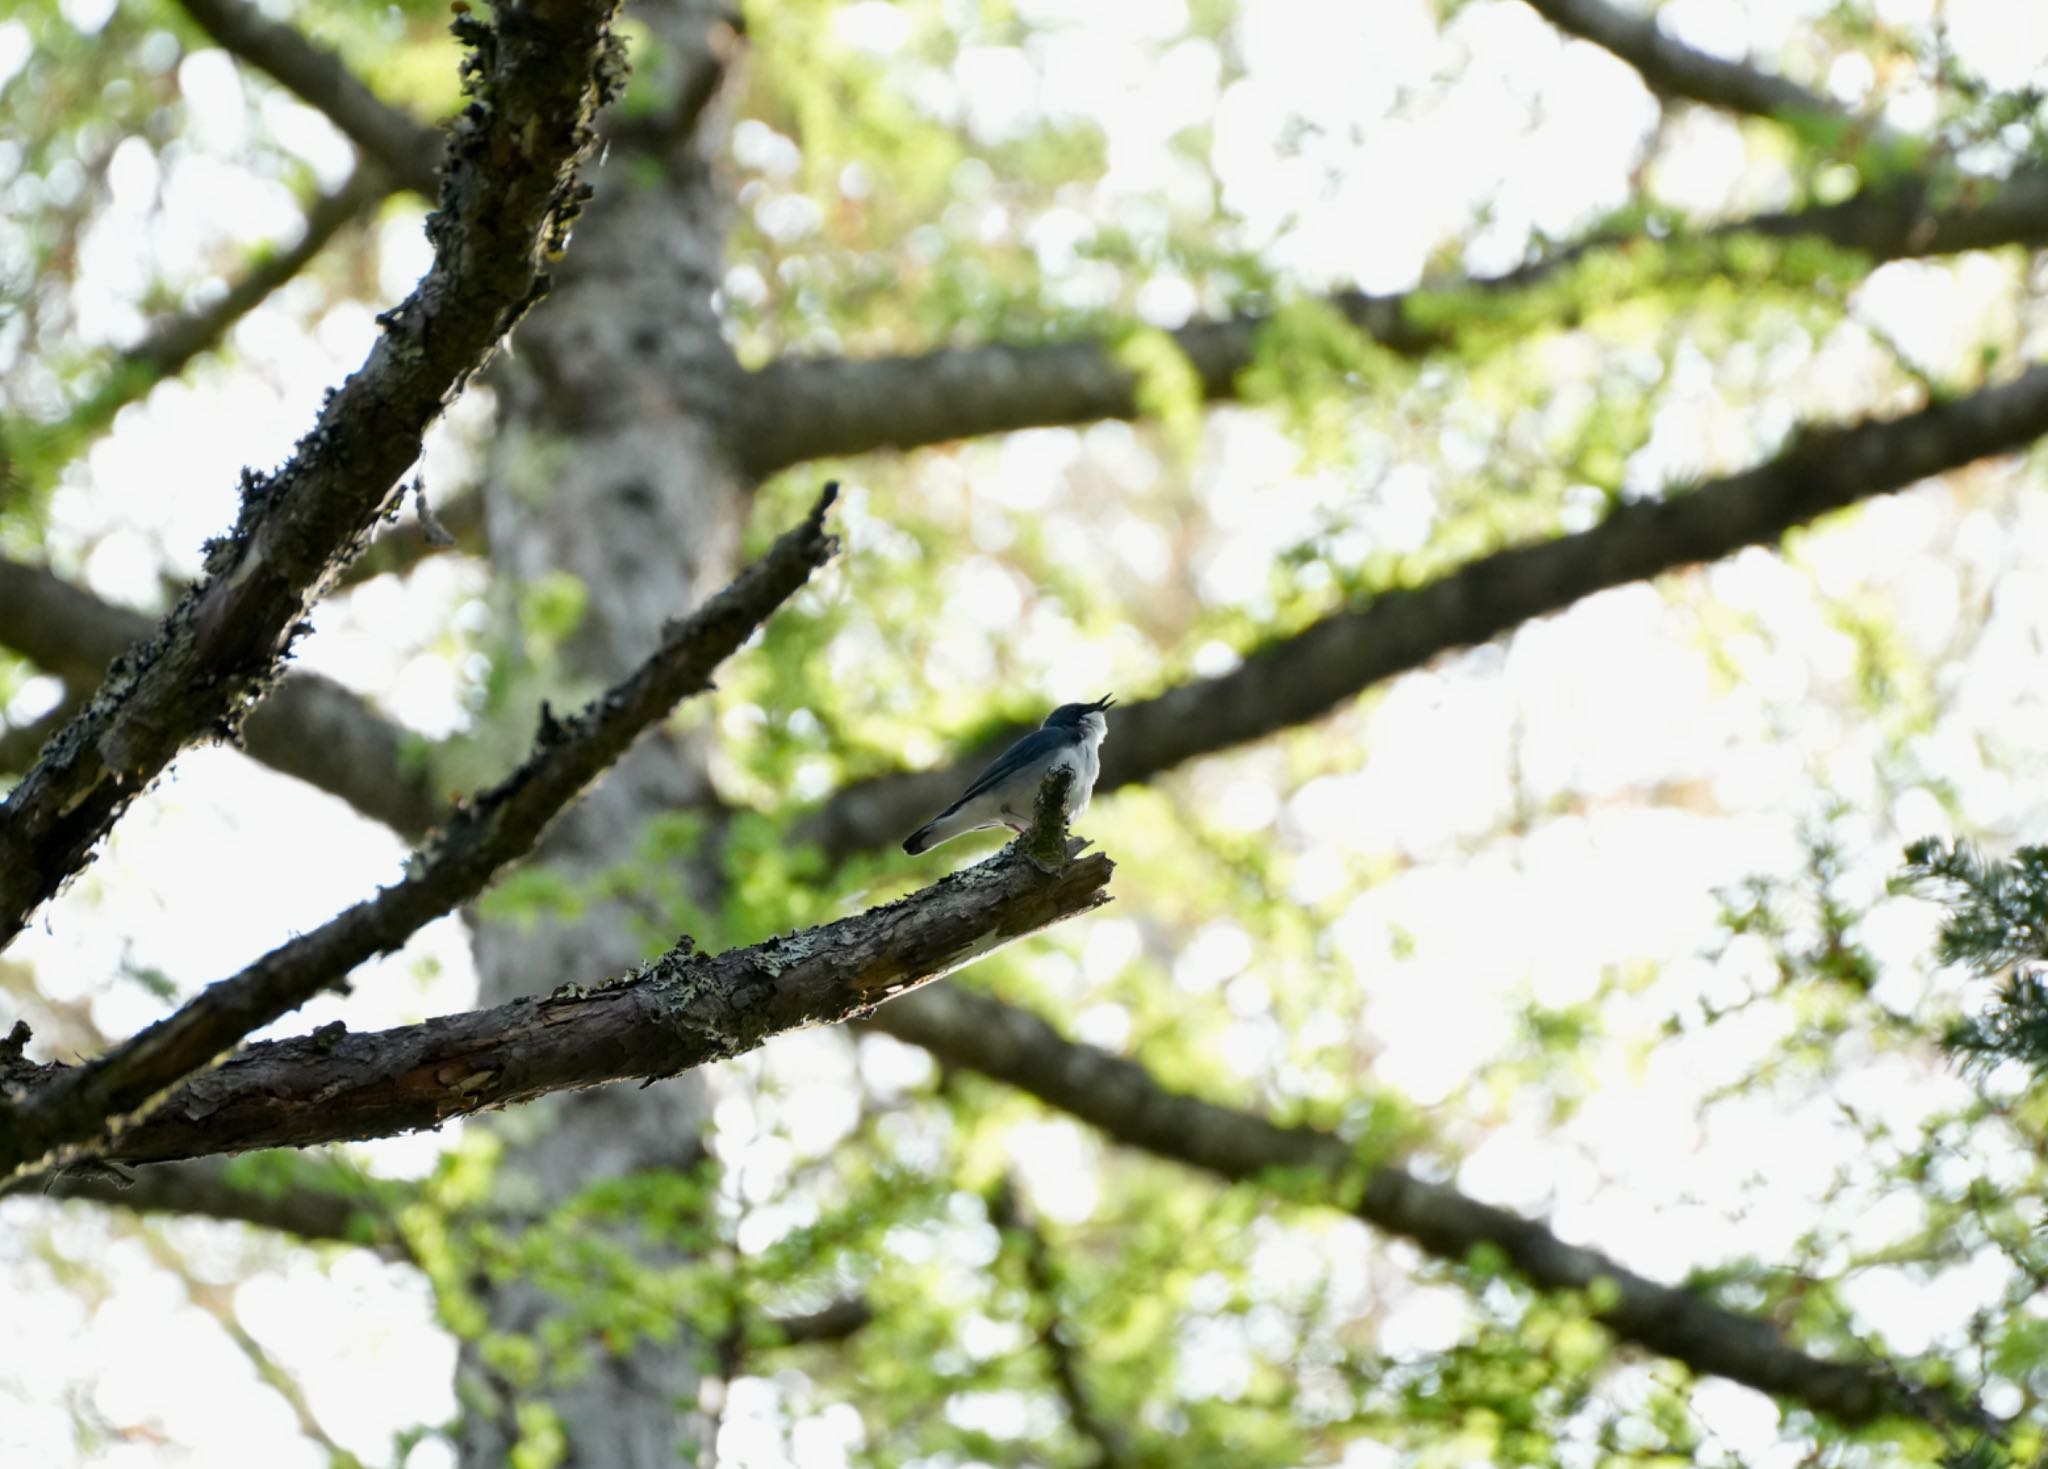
<box><xmin>459</xmin><ymin>5</ymin><xmax>748</xmax><ymax>1462</ymax></box>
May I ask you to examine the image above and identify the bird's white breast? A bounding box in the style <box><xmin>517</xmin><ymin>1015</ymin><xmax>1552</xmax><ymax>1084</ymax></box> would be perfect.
<box><xmin>1068</xmin><ymin>713</ymin><xmax>1107</xmax><ymax>816</ymax></box>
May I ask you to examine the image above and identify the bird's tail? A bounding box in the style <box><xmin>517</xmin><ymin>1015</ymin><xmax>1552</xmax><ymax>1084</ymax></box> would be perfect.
<box><xmin>903</xmin><ymin>800</ymin><xmax>975</xmax><ymax>855</ymax></box>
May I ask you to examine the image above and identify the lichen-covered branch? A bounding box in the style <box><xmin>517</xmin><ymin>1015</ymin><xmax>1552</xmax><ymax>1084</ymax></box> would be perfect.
<box><xmin>30</xmin><ymin>830</ymin><xmax>1111</xmax><ymax>1167</ymax></box>
<box><xmin>868</xmin><ymin>984</ymin><xmax>1987</xmax><ymax>1435</ymax></box>
<box><xmin>0</xmin><ymin>692</ymin><xmax>83</xmax><ymax>776</ymax></box>
<box><xmin>0</xmin><ymin>556</ymin><xmax>442</xmax><ymax>836</ymax></box>
<box><xmin>176</xmin><ymin>0</ymin><xmax>442</xmax><ymax>194</ymax></box>
<box><xmin>0</xmin><ymin>0</ymin><xmax>629</xmax><ymax>950</ymax></box>
<box><xmin>799</xmin><ymin>363</ymin><xmax>2048</xmax><ymax>863</ymax></box>
<box><xmin>0</xmin><ymin>488</ymin><xmax>840</xmax><ymax>1181</ymax></box>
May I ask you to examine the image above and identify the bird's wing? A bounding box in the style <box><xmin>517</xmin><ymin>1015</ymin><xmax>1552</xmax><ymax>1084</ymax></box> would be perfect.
<box><xmin>939</xmin><ymin>727</ymin><xmax>1070</xmax><ymax>815</ymax></box>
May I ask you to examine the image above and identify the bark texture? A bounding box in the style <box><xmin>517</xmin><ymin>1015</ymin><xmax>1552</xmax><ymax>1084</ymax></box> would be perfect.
<box><xmin>33</xmin><ymin>839</ymin><xmax>1110</xmax><ymax>1167</ymax></box>
<box><xmin>0</xmin><ymin>556</ymin><xmax>442</xmax><ymax>836</ymax></box>
<box><xmin>0</xmin><ymin>0</ymin><xmax>627</xmax><ymax>950</ymax></box>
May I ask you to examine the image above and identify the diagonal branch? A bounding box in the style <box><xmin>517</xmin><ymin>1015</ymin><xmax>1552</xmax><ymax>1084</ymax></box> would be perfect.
<box><xmin>1521</xmin><ymin>0</ymin><xmax>1844</xmax><ymax>124</ymax></box>
<box><xmin>736</xmin><ymin>165</ymin><xmax>2048</xmax><ymax>472</ymax></box>
<box><xmin>0</xmin><ymin>690</ymin><xmax>85</xmax><ymax>777</ymax></box>
<box><xmin>30</xmin><ymin>836</ymin><xmax>1112</xmax><ymax>1167</ymax></box>
<box><xmin>868</xmin><ymin>984</ymin><xmax>1986</xmax><ymax>1435</ymax></box>
<box><xmin>798</xmin><ymin>363</ymin><xmax>2048</xmax><ymax>863</ymax></box>
<box><xmin>28</xmin><ymin>1155</ymin><xmax>404</xmax><ymax>1252</ymax></box>
<box><xmin>0</xmin><ymin>0</ymin><xmax>628</xmax><ymax>951</ymax></box>
<box><xmin>0</xmin><ymin>488</ymin><xmax>842</xmax><ymax>1182</ymax></box>
<box><xmin>0</xmin><ymin>557</ymin><xmax>443</xmax><ymax>836</ymax></box>
<box><xmin>21</xmin><ymin>167</ymin><xmax>399</xmax><ymax>474</ymax></box>
<box><xmin>176</xmin><ymin>0</ymin><xmax>442</xmax><ymax>195</ymax></box>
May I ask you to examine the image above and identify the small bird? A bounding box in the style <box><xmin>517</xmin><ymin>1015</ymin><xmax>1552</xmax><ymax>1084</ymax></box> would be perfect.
<box><xmin>902</xmin><ymin>696</ymin><xmax>1115</xmax><ymax>855</ymax></box>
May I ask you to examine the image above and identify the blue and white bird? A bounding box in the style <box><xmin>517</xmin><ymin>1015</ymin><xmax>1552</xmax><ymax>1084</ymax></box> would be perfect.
<box><xmin>902</xmin><ymin>696</ymin><xmax>1115</xmax><ymax>855</ymax></box>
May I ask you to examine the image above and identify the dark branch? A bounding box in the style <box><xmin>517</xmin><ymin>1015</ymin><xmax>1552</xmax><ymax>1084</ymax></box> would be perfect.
<box><xmin>176</xmin><ymin>0</ymin><xmax>442</xmax><ymax>195</ymax></box>
<box><xmin>736</xmin><ymin>166</ymin><xmax>2048</xmax><ymax>472</ymax></box>
<box><xmin>0</xmin><ymin>0</ymin><xmax>629</xmax><ymax>949</ymax></box>
<box><xmin>27</xmin><ymin>1155</ymin><xmax>403</xmax><ymax>1252</ymax></box>
<box><xmin>869</xmin><ymin>985</ymin><xmax>1986</xmax><ymax>1434</ymax></box>
<box><xmin>0</xmin><ymin>691</ymin><xmax>84</xmax><ymax>776</ymax></box>
<box><xmin>737</xmin><ymin>296</ymin><xmax>1419</xmax><ymax>473</ymax></box>
<box><xmin>0</xmin><ymin>557</ymin><xmax>442</xmax><ymax>837</ymax></box>
<box><xmin>763</xmin><ymin>1296</ymin><xmax>875</xmax><ymax>1347</ymax></box>
<box><xmin>798</xmin><ymin>363</ymin><xmax>2048</xmax><ymax>863</ymax></box>
<box><xmin>38</xmin><ymin>836</ymin><xmax>1112</xmax><ymax>1167</ymax></box>
<box><xmin>1522</xmin><ymin>0</ymin><xmax>1844</xmax><ymax>123</ymax></box>
<box><xmin>0</xmin><ymin>488</ymin><xmax>841</xmax><ymax>1181</ymax></box>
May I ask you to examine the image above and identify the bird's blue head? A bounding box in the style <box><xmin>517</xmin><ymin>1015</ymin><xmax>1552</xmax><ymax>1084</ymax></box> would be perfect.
<box><xmin>1043</xmin><ymin>695</ymin><xmax>1115</xmax><ymax>731</ymax></box>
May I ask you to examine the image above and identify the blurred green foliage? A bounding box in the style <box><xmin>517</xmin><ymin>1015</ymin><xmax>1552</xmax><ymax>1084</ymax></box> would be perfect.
<box><xmin>10</xmin><ymin>0</ymin><xmax>2048</xmax><ymax>1465</ymax></box>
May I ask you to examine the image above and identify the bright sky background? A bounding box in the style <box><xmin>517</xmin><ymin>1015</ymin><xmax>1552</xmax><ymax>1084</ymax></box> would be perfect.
<box><xmin>6</xmin><ymin>0</ymin><xmax>2048</xmax><ymax>1465</ymax></box>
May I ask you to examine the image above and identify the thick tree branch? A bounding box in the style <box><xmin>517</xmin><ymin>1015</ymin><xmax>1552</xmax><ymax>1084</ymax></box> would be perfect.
<box><xmin>869</xmin><ymin>985</ymin><xmax>1985</xmax><ymax>1434</ymax></box>
<box><xmin>176</xmin><ymin>0</ymin><xmax>442</xmax><ymax>195</ymax></box>
<box><xmin>737</xmin><ymin>166</ymin><xmax>2048</xmax><ymax>472</ymax></box>
<box><xmin>32</xmin><ymin>836</ymin><xmax>1111</xmax><ymax>1167</ymax></box>
<box><xmin>1522</xmin><ymin>0</ymin><xmax>1843</xmax><ymax>124</ymax></box>
<box><xmin>0</xmin><ymin>488</ymin><xmax>841</xmax><ymax>1181</ymax></box>
<box><xmin>0</xmin><ymin>691</ymin><xmax>85</xmax><ymax>777</ymax></box>
<box><xmin>799</xmin><ymin>363</ymin><xmax>2048</xmax><ymax>863</ymax></box>
<box><xmin>0</xmin><ymin>557</ymin><xmax>443</xmax><ymax>836</ymax></box>
<box><xmin>0</xmin><ymin>0</ymin><xmax>628</xmax><ymax>949</ymax></box>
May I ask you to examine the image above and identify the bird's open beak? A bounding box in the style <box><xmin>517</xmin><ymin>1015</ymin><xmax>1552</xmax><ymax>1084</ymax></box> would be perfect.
<box><xmin>1088</xmin><ymin>694</ymin><xmax>1116</xmax><ymax>712</ymax></box>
